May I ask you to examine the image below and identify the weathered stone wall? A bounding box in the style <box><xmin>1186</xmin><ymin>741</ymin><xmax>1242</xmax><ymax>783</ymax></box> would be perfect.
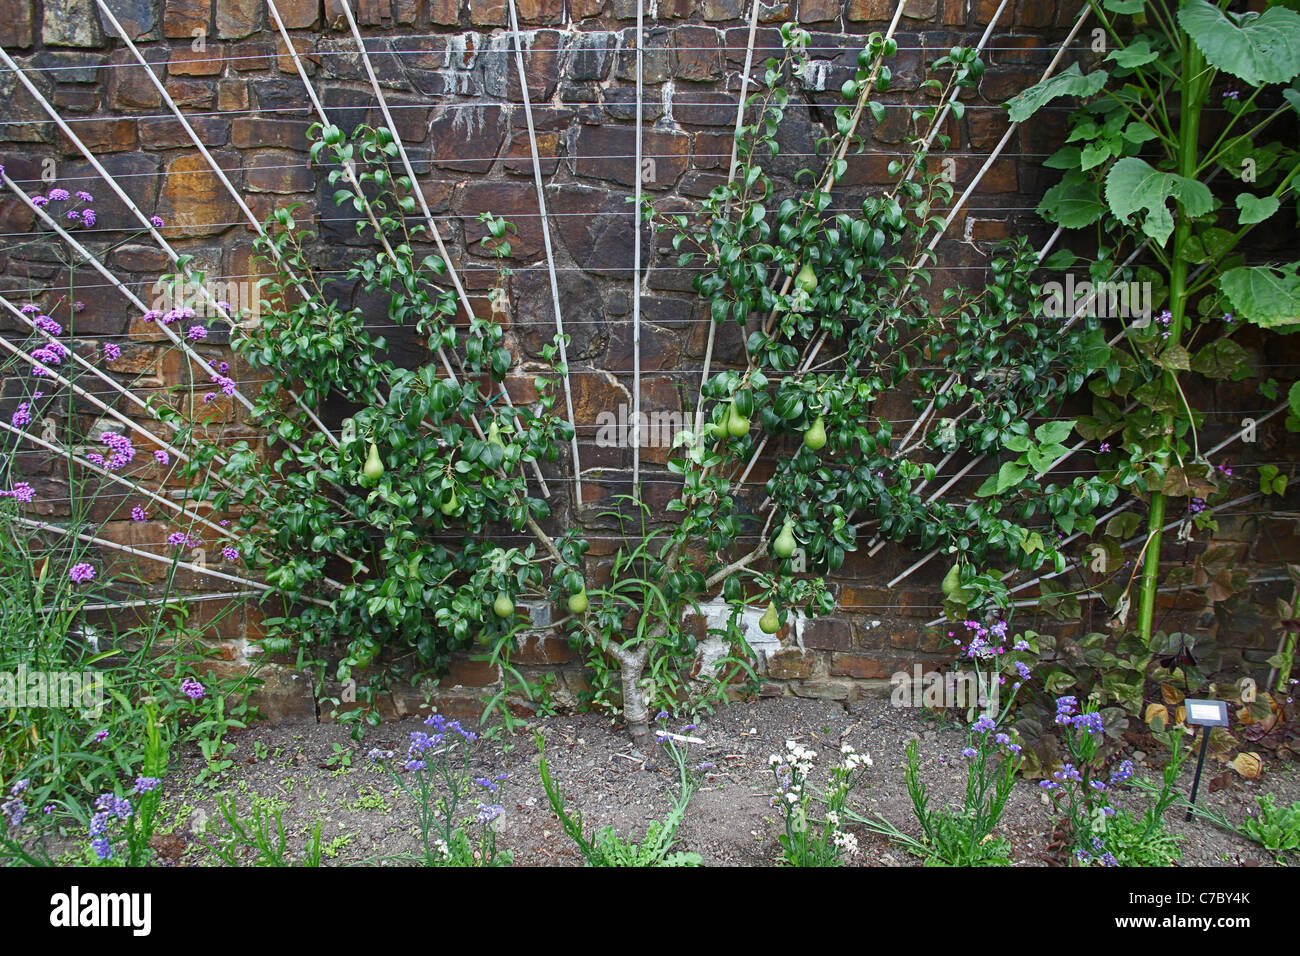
<box><xmin>1</xmin><ymin>0</ymin><xmax>1296</xmax><ymax>722</ymax></box>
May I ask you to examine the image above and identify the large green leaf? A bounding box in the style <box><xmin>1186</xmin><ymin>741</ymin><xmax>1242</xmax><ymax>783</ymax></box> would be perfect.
<box><xmin>1104</xmin><ymin>157</ymin><xmax>1214</xmax><ymax>246</ymax></box>
<box><xmin>1107</xmin><ymin>37</ymin><xmax>1160</xmax><ymax>68</ymax></box>
<box><xmin>1038</xmin><ymin>170</ymin><xmax>1106</xmax><ymax>228</ymax></box>
<box><xmin>1236</xmin><ymin>193</ymin><xmax>1279</xmax><ymax>225</ymax></box>
<box><xmin>1219</xmin><ymin>264</ymin><xmax>1300</xmax><ymax>329</ymax></box>
<box><xmin>1005</xmin><ymin>63</ymin><xmax>1108</xmax><ymax>123</ymax></box>
<box><xmin>1177</xmin><ymin>0</ymin><xmax>1300</xmax><ymax>86</ymax></box>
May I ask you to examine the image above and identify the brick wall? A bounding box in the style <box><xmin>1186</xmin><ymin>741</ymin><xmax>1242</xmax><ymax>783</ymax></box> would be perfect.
<box><xmin>2</xmin><ymin>0</ymin><xmax>1297</xmax><ymax>721</ymax></box>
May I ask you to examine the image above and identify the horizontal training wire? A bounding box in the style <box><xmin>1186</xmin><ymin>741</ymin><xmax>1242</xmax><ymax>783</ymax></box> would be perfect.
<box><xmin>5</xmin><ymin>38</ymin><xmax>1109</xmax><ymax>76</ymax></box>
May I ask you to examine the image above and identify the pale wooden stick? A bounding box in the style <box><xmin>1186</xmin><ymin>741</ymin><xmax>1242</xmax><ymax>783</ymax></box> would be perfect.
<box><xmin>630</xmin><ymin>0</ymin><xmax>645</xmax><ymax>489</ymax></box>
<box><xmin>9</xmin><ymin>513</ymin><xmax>330</xmax><ymax>605</ymax></box>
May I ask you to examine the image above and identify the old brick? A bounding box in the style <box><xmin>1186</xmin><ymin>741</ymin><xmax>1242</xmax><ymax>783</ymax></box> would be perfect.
<box><xmin>513</xmin><ymin>633</ymin><xmax>575</xmax><ymax>665</ymax></box>
<box><xmin>0</xmin><ymin>0</ymin><xmax>35</xmax><ymax>47</ymax></box>
<box><xmin>571</xmin><ymin>0</ymin><xmax>605</xmax><ymax>15</ymax></box>
<box><xmin>502</xmin><ymin>130</ymin><xmax>560</xmax><ymax>176</ymax></box>
<box><xmin>673</xmin><ymin>90</ymin><xmax>736</xmax><ymax>127</ymax></box>
<box><xmin>59</xmin><ymin>119</ymin><xmax>137</xmax><ymax>154</ymax></box>
<box><xmin>169</xmin><ymin>45</ymin><xmax>224</xmax><ymax>76</ymax></box>
<box><xmin>441</xmin><ymin>654</ymin><xmax>500</xmax><ymax>687</ymax></box>
<box><xmin>692</xmin><ymin>131</ymin><xmax>732</xmax><ymax>169</ymax></box>
<box><xmin>468</xmin><ymin>0</ymin><xmax>506</xmax><ymax>24</ymax></box>
<box><xmin>455</xmin><ymin>180</ymin><xmax>546</xmax><ymax>260</ymax></box>
<box><xmin>108</xmin><ymin>49</ymin><xmax>167</xmax><ymax>109</ymax></box>
<box><xmin>572</xmin><ymin>125</ymin><xmax>689</xmax><ymax>189</ymax></box>
<box><xmin>768</xmin><ymin>647</ymin><xmax>816</xmax><ymax>680</ymax></box>
<box><xmin>245</xmin><ymin>149</ymin><xmax>315</xmax><ymax>193</ymax></box>
<box><xmin>674</xmin><ymin>26</ymin><xmax>724</xmax><ymax>81</ymax></box>
<box><xmin>275</xmin><ymin>0</ymin><xmax>321</xmax><ymax>27</ymax></box>
<box><xmin>216</xmin><ymin>0</ymin><xmax>260</xmax><ymax>37</ymax></box>
<box><xmin>701</xmin><ymin>0</ymin><xmax>742</xmax><ymax>19</ymax></box>
<box><xmin>606</xmin><ymin>322</ymin><xmax>682</xmax><ymax>374</ymax></box>
<box><xmin>614</xmin><ymin>29</ymin><xmax>673</xmax><ymax>83</ymax></box>
<box><xmin>429</xmin><ymin>0</ymin><xmax>462</xmax><ymax>23</ymax></box>
<box><xmin>427</xmin><ymin>104</ymin><xmax>506</xmax><ymax>173</ymax></box>
<box><xmin>904</xmin><ymin>0</ymin><xmax>938</xmax><ymax>18</ymax></box>
<box><xmin>165</xmin><ymin>0</ymin><xmax>211</xmax><ymax>38</ymax></box>
<box><xmin>847</xmin><ymin>0</ymin><xmax>892</xmax><ymax>21</ymax></box>
<box><xmin>798</xmin><ymin>0</ymin><xmax>840</xmax><ymax>24</ymax></box>
<box><xmin>156</xmin><ymin>152</ymin><xmax>240</xmax><ymax>238</ymax></box>
<box><xmin>1016</xmin><ymin>0</ymin><xmax>1056</xmax><ymax>28</ymax></box>
<box><xmin>829</xmin><ymin>652</ymin><xmax>894</xmax><ymax>679</ymax></box>
<box><xmin>43</xmin><ymin>0</ymin><xmax>102</xmax><ymax>46</ymax></box>
<box><xmin>517</xmin><ymin>0</ymin><xmax>565</xmax><ymax>22</ymax></box>
<box><xmin>218</xmin><ymin>79</ymin><xmax>249</xmax><ymax>112</ymax></box>
<box><xmin>793</xmin><ymin>680</ymin><xmax>854</xmax><ymax>700</ymax></box>
<box><xmin>139</xmin><ymin>115</ymin><xmax>231</xmax><ymax>148</ymax></box>
<box><xmin>164</xmin><ymin>78</ymin><xmax>217</xmax><ymax>109</ymax></box>
<box><xmin>803</xmin><ymin>617</ymin><xmax>853</xmax><ymax>650</ymax></box>
<box><xmin>232</xmin><ymin>117</ymin><xmax>311</xmax><ymax>149</ymax></box>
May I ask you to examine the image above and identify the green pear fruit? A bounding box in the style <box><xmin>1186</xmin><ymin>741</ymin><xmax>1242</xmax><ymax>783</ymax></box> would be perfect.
<box><xmin>759</xmin><ymin>601</ymin><xmax>781</xmax><ymax>634</ymax></box>
<box><xmin>567</xmin><ymin>588</ymin><xmax>589</xmax><ymax>615</ymax></box>
<box><xmin>773</xmin><ymin>518</ymin><xmax>797</xmax><ymax>559</ymax></box>
<box><xmin>492</xmin><ymin>592</ymin><xmax>515</xmax><ymax>618</ymax></box>
<box><xmin>726</xmin><ymin>402</ymin><xmax>751</xmax><ymax>438</ymax></box>
<box><xmin>803</xmin><ymin>415</ymin><xmax>827</xmax><ymax>451</ymax></box>
<box><xmin>439</xmin><ymin>488</ymin><xmax>459</xmax><ymax>516</ymax></box>
<box><xmin>487</xmin><ymin>421</ymin><xmax>505</xmax><ymax>448</ymax></box>
<box><xmin>795</xmin><ymin>262</ymin><xmax>818</xmax><ymax>293</ymax></box>
<box><xmin>362</xmin><ymin>443</ymin><xmax>384</xmax><ymax>481</ymax></box>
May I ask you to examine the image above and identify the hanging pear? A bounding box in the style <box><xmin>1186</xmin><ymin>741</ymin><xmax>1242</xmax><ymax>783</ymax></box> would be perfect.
<box><xmin>759</xmin><ymin>601</ymin><xmax>781</xmax><ymax>634</ymax></box>
<box><xmin>726</xmin><ymin>402</ymin><xmax>751</xmax><ymax>438</ymax></box>
<box><xmin>567</xmin><ymin>587</ymin><xmax>589</xmax><ymax>615</ymax></box>
<box><xmin>803</xmin><ymin>415</ymin><xmax>827</xmax><ymax>451</ymax></box>
<box><xmin>362</xmin><ymin>442</ymin><xmax>384</xmax><ymax>481</ymax></box>
<box><xmin>487</xmin><ymin>421</ymin><xmax>505</xmax><ymax>448</ymax></box>
<box><xmin>492</xmin><ymin>592</ymin><xmax>515</xmax><ymax>618</ymax></box>
<box><xmin>795</xmin><ymin>262</ymin><xmax>818</xmax><ymax>293</ymax></box>
<box><xmin>773</xmin><ymin>518</ymin><xmax>797</xmax><ymax>559</ymax></box>
<box><xmin>439</xmin><ymin>488</ymin><xmax>459</xmax><ymax>516</ymax></box>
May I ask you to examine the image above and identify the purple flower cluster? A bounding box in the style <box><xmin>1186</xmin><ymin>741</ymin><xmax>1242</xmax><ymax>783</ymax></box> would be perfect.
<box><xmin>30</xmin><ymin>339</ymin><xmax>69</xmax><ymax>376</ymax></box>
<box><xmin>1155</xmin><ymin>309</ymin><xmax>1172</xmax><ymax>340</ymax></box>
<box><xmin>33</xmin><ymin>314</ymin><xmax>61</xmax><ymax>335</ymax></box>
<box><xmin>97</xmin><ymin>431</ymin><xmax>136</xmax><ymax>471</ymax></box>
<box><xmin>958</xmin><ymin>618</ymin><xmax>1009</xmax><ymax>661</ymax></box>
<box><xmin>69</xmin><ymin>562</ymin><xmax>95</xmax><ymax>584</ymax></box>
<box><xmin>221</xmin><ymin>546</ymin><xmax>239</xmax><ymax>562</ymax></box>
<box><xmin>1053</xmin><ymin>696</ymin><xmax>1080</xmax><ymax>725</ymax></box>
<box><xmin>131</xmin><ymin>505</ymin><xmax>147</xmax><ymax>522</ymax></box>
<box><xmin>167</xmin><ymin>531</ymin><xmax>197</xmax><ymax>548</ymax></box>
<box><xmin>103</xmin><ymin>342</ymin><xmax>121</xmax><ymax>361</ymax></box>
<box><xmin>0</xmin><ymin>482</ymin><xmax>35</xmax><ymax>504</ymax></box>
<box><xmin>1</xmin><ymin>779</ymin><xmax>31</xmax><ymax>829</ymax></box>
<box><xmin>11</xmin><ymin>401</ymin><xmax>32</xmax><ymax>427</ymax></box>
<box><xmin>180</xmin><ymin>677</ymin><xmax>206</xmax><ymax>700</ymax></box>
<box><xmin>89</xmin><ymin>792</ymin><xmax>134</xmax><ymax>861</ymax></box>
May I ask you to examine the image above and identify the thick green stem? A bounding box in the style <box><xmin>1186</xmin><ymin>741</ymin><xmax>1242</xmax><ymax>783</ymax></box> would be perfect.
<box><xmin>1136</xmin><ymin>37</ymin><xmax>1204</xmax><ymax>644</ymax></box>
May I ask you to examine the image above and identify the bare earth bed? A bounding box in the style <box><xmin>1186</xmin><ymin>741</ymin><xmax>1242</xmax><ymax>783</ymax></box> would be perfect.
<box><xmin>151</xmin><ymin>696</ymin><xmax>1298</xmax><ymax>867</ymax></box>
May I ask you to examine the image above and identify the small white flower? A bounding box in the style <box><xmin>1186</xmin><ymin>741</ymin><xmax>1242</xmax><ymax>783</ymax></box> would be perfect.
<box><xmin>826</xmin><ymin>811</ymin><xmax>840</xmax><ymax>827</ymax></box>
